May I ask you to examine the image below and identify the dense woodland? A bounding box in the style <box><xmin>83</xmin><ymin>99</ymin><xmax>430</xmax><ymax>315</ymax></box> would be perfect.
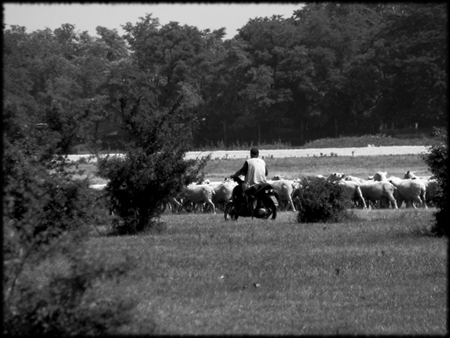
<box><xmin>4</xmin><ymin>3</ymin><xmax>447</xmax><ymax>151</ymax></box>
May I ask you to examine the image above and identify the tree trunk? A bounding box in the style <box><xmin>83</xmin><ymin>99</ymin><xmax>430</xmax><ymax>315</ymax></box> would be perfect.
<box><xmin>258</xmin><ymin>123</ymin><xmax>261</xmax><ymax>145</ymax></box>
<box><xmin>334</xmin><ymin>118</ymin><xmax>338</xmax><ymax>138</ymax></box>
<box><xmin>94</xmin><ymin>120</ymin><xmax>100</xmax><ymax>141</ymax></box>
<box><xmin>300</xmin><ymin>119</ymin><xmax>304</xmax><ymax>144</ymax></box>
<box><xmin>223</xmin><ymin>120</ymin><xmax>227</xmax><ymax>146</ymax></box>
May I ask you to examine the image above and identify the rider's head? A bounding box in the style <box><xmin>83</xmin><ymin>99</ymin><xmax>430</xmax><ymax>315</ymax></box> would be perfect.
<box><xmin>250</xmin><ymin>147</ymin><xmax>259</xmax><ymax>158</ymax></box>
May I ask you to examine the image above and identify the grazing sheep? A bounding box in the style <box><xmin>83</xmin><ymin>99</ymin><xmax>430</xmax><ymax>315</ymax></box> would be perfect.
<box><xmin>181</xmin><ymin>184</ymin><xmax>216</xmax><ymax>214</ymax></box>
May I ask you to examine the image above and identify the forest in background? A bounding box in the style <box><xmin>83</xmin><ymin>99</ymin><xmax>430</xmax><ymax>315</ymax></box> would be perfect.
<box><xmin>4</xmin><ymin>3</ymin><xmax>447</xmax><ymax>152</ymax></box>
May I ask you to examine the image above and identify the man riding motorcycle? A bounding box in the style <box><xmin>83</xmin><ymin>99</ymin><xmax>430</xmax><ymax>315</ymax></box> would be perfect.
<box><xmin>231</xmin><ymin>147</ymin><xmax>268</xmax><ymax>216</ymax></box>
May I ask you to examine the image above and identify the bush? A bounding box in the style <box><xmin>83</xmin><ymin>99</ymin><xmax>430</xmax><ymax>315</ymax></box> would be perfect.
<box><xmin>3</xmin><ymin>246</ymin><xmax>142</xmax><ymax>336</ymax></box>
<box><xmin>2</xmin><ymin>139</ymin><xmax>111</xmax><ymax>248</ymax></box>
<box><xmin>421</xmin><ymin>127</ymin><xmax>448</xmax><ymax>236</ymax></box>
<box><xmin>3</xmin><ymin>142</ymin><xmax>142</xmax><ymax>335</ymax></box>
<box><xmin>295</xmin><ymin>177</ymin><xmax>353</xmax><ymax>223</ymax></box>
<box><xmin>3</xmin><ymin>60</ymin><xmax>144</xmax><ymax>336</ymax></box>
<box><xmin>96</xmin><ymin>96</ymin><xmax>209</xmax><ymax>235</ymax></box>
<box><xmin>97</xmin><ymin>149</ymin><xmax>208</xmax><ymax>235</ymax></box>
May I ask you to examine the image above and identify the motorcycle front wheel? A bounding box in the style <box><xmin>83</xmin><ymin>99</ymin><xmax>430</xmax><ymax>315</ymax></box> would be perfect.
<box><xmin>224</xmin><ymin>202</ymin><xmax>238</xmax><ymax>221</ymax></box>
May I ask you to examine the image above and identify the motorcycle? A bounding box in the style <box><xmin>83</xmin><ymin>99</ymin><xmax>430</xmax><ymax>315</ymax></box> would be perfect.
<box><xmin>224</xmin><ymin>176</ymin><xmax>279</xmax><ymax>220</ymax></box>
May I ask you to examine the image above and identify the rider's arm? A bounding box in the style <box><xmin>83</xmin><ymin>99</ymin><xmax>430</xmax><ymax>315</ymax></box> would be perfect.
<box><xmin>233</xmin><ymin>161</ymin><xmax>248</xmax><ymax>178</ymax></box>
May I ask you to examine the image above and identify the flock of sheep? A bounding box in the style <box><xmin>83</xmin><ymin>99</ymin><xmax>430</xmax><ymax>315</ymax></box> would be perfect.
<box><xmin>321</xmin><ymin>170</ymin><xmax>437</xmax><ymax>210</ymax></box>
<box><xmin>89</xmin><ymin>170</ymin><xmax>438</xmax><ymax>214</ymax></box>
<box><xmin>169</xmin><ymin>177</ymin><xmax>297</xmax><ymax>214</ymax></box>
<box><xmin>155</xmin><ymin>169</ymin><xmax>438</xmax><ymax>214</ymax></box>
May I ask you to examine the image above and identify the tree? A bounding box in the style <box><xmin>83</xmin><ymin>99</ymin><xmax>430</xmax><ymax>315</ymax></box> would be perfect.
<box><xmin>97</xmin><ymin>15</ymin><xmax>211</xmax><ymax>233</ymax></box>
<box><xmin>3</xmin><ymin>24</ymin><xmax>113</xmax><ymax>157</ymax></box>
<box><xmin>73</xmin><ymin>26</ymin><xmax>130</xmax><ymax>149</ymax></box>
<box><xmin>3</xmin><ymin>25</ymin><xmax>141</xmax><ymax>335</ymax></box>
<box><xmin>194</xmin><ymin>37</ymin><xmax>253</xmax><ymax>146</ymax></box>
<box><xmin>235</xmin><ymin>15</ymin><xmax>300</xmax><ymax>143</ymax></box>
<box><xmin>364</xmin><ymin>3</ymin><xmax>447</xmax><ymax>131</ymax></box>
<box><xmin>290</xmin><ymin>4</ymin><xmax>385</xmax><ymax>137</ymax></box>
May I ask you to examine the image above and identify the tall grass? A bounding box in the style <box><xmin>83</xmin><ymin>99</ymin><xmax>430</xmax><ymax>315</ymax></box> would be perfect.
<box><xmin>75</xmin><ymin>209</ymin><xmax>447</xmax><ymax>335</ymax></box>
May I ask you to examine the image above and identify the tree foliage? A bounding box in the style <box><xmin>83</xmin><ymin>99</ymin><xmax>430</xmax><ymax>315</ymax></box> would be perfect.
<box><xmin>3</xmin><ymin>24</ymin><xmax>146</xmax><ymax>335</ymax></box>
<box><xmin>96</xmin><ymin>15</ymin><xmax>210</xmax><ymax>233</ymax></box>
<box><xmin>193</xmin><ymin>3</ymin><xmax>446</xmax><ymax>146</ymax></box>
<box><xmin>2</xmin><ymin>132</ymin><xmax>142</xmax><ymax>335</ymax></box>
<box><xmin>4</xmin><ymin>4</ymin><xmax>446</xmax><ymax>148</ymax></box>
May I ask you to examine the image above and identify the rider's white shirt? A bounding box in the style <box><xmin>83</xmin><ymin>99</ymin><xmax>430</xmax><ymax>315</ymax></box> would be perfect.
<box><xmin>245</xmin><ymin>158</ymin><xmax>267</xmax><ymax>186</ymax></box>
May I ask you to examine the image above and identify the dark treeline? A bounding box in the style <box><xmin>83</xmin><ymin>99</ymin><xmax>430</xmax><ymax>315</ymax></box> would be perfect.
<box><xmin>4</xmin><ymin>3</ymin><xmax>447</xmax><ymax>151</ymax></box>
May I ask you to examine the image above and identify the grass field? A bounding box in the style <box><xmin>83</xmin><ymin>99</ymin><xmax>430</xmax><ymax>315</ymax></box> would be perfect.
<box><xmin>86</xmin><ymin>209</ymin><xmax>447</xmax><ymax>335</ymax></box>
<box><xmin>203</xmin><ymin>154</ymin><xmax>430</xmax><ymax>181</ymax></box>
<box><xmin>63</xmin><ymin>144</ymin><xmax>447</xmax><ymax>334</ymax></box>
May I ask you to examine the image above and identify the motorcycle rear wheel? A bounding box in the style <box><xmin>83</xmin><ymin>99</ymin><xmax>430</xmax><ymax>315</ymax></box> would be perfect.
<box><xmin>260</xmin><ymin>196</ymin><xmax>277</xmax><ymax>220</ymax></box>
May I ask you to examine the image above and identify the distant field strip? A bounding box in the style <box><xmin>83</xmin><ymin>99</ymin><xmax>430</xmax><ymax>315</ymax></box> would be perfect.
<box><xmin>184</xmin><ymin>146</ymin><xmax>428</xmax><ymax>159</ymax></box>
<box><xmin>68</xmin><ymin>146</ymin><xmax>427</xmax><ymax>162</ymax></box>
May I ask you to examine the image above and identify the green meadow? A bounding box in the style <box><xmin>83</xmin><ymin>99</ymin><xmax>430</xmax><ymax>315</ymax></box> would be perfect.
<box><xmin>84</xmin><ymin>209</ymin><xmax>447</xmax><ymax>335</ymax></box>
<box><xmin>202</xmin><ymin>153</ymin><xmax>431</xmax><ymax>181</ymax></box>
<box><xmin>66</xmin><ymin>152</ymin><xmax>447</xmax><ymax>335</ymax></box>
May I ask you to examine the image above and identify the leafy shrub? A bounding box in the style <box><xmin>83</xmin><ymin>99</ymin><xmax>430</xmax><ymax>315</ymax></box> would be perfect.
<box><xmin>295</xmin><ymin>177</ymin><xmax>353</xmax><ymax>223</ymax></box>
<box><xmin>96</xmin><ymin>96</ymin><xmax>209</xmax><ymax>235</ymax></box>
<box><xmin>97</xmin><ymin>150</ymin><xmax>208</xmax><ymax>235</ymax></box>
<box><xmin>421</xmin><ymin>127</ymin><xmax>448</xmax><ymax>236</ymax></box>
<box><xmin>3</xmin><ymin>142</ymin><xmax>102</xmax><ymax>248</ymax></box>
<box><xmin>3</xmin><ymin>142</ymin><xmax>142</xmax><ymax>335</ymax></box>
<box><xmin>3</xmin><ymin>247</ymin><xmax>142</xmax><ymax>336</ymax></box>
<box><xmin>3</xmin><ymin>40</ymin><xmax>146</xmax><ymax>335</ymax></box>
